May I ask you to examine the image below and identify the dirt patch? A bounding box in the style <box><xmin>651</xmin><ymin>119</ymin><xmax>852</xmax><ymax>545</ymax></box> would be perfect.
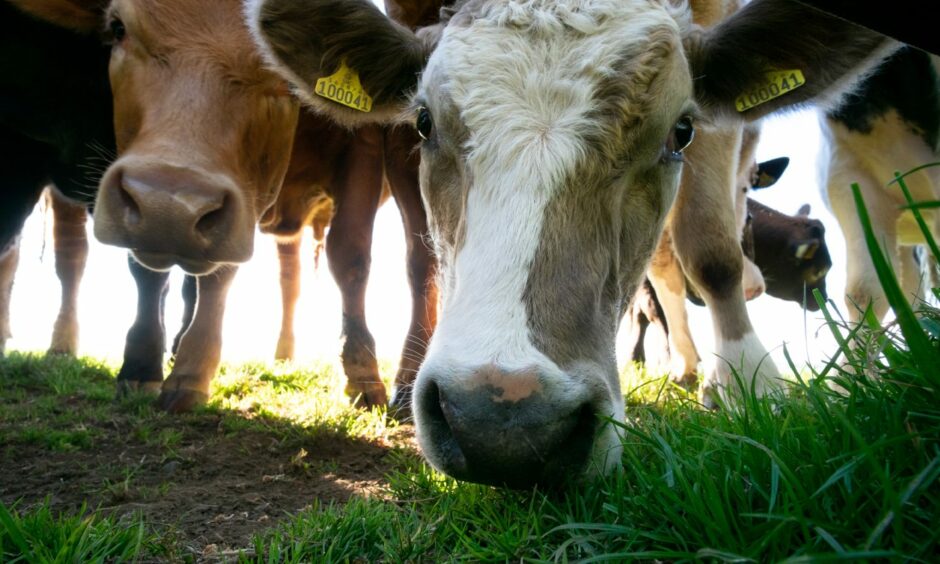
<box><xmin>1</xmin><ymin>394</ymin><xmax>418</xmax><ymax>558</ymax></box>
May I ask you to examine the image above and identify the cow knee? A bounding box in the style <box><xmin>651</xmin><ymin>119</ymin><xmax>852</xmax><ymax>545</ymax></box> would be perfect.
<box><xmin>688</xmin><ymin>253</ymin><xmax>743</xmax><ymax>302</ymax></box>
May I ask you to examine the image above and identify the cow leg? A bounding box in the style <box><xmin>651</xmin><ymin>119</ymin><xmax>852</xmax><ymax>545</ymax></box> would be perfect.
<box><xmin>0</xmin><ymin>242</ymin><xmax>20</xmax><ymax>356</ymax></box>
<box><xmin>116</xmin><ymin>256</ymin><xmax>170</xmax><ymax>396</ymax></box>
<box><xmin>275</xmin><ymin>237</ymin><xmax>302</xmax><ymax>361</ymax></box>
<box><xmin>647</xmin><ymin>235</ymin><xmax>700</xmax><ymax>389</ymax></box>
<box><xmin>623</xmin><ymin>292</ymin><xmax>651</xmax><ymax>364</ymax></box>
<box><xmin>671</xmin><ymin>125</ymin><xmax>780</xmax><ymax>406</ymax></box>
<box><xmin>327</xmin><ymin>125</ymin><xmax>387</xmax><ymax>408</ymax></box>
<box><xmin>383</xmin><ymin>125</ymin><xmax>438</xmax><ymax>416</ymax></box>
<box><xmin>159</xmin><ymin>266</ymin><xmax>237</xmax><ymax>412</ymax></box>
<box><xmin>171</xmin><ymin>274</ymin><xmax>197</xmax><ymax>356</ymax></box>
<box><xmin>827</xmin><ymin>168</ymin><xmax>900</xmax><ymax>323</ymax></box>
<box><xmin>48</xmin><ymin>189</ymin><xmax>88</xmax><ymax>356</ymax></box>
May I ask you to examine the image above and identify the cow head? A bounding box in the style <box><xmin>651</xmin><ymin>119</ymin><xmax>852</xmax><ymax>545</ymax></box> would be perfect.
<box><xmin>88</xmin><ymin>0</ymin><xmax>300</xmax><ymax>274</ymax></box>
<box><xmin>250</xmin><ymin>0</ymin><xmax>894</xmax><ymax>487</ymax></box>
<box><xmin>749</xmin><ymin>200</ymin><xmax>831</xmax><ymax>311</ymax></box>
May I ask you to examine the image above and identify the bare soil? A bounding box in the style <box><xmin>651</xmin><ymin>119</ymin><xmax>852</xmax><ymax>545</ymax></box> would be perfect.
<box><xmin>0</xmin><ymin>391</ymin><xmax>417</xmax><ymax>560</ymax></box>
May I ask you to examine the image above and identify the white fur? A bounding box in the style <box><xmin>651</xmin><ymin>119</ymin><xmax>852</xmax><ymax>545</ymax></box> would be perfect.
<box><xmin>420</xmin><ymin>0</ymin><xmax>681</xmax><ymax>380</ymax></box>
<box><xmin>704</xmin><ymin>330</ymin><xmax>782</xmax><ymax>405</ymax></box>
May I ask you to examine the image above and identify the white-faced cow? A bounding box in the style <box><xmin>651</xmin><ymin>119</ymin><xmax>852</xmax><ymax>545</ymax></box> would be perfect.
<box><xmin>250</xmin><ymin>0</ymin><xmax>896</xmax><ymax>486</ymax></box>
<box><xmin>819</xmin><ymin>46</ymin><xmax>939</xmax><ymax>324</ymax></box>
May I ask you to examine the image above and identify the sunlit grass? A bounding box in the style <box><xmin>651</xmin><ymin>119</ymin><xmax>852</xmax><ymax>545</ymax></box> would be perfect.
<box><xmin>3</xmin><ymin>166</ymin><xmax>940</xmax><ymax>562</ymax></box>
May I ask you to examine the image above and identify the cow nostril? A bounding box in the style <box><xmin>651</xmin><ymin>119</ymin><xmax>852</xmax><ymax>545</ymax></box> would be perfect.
<box><xmin>194</xmin><ymin>193</ymin><xmax>229</xmax><ymax>238</ymax></box>
<box><xmin>417</xmin><ymin>380</ymin><xmax>468</xmax><ymax>474</ymax></box>
<box><xmin>117</xmin><ymin>180</ymin><xmax>142</xmax><ymax>226</ymax></box>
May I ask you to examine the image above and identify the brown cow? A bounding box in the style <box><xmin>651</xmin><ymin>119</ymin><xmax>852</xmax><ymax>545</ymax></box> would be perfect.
<box><xmin>258</xmin><ymin>115</ymin><xmax>438</xmax><ymax>411</ymax></box>
<box><xmin>63</xmin><ymin>0</ymin><xmax>301</xmax><ymax>411</ymax></box>
<box><xmin>17</xmin><ymin>0</ymin><xmax>436</xmax><ymax>413</ymax></box>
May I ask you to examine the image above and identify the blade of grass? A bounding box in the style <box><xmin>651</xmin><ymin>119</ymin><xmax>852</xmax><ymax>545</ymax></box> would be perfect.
<box><xmin>851</xmin><ymin>183</ymin><xmax>940</xmax><ymax>377</ymax></box>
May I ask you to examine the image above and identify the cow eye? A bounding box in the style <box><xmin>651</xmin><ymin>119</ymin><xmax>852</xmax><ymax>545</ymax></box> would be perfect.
<box><xmin>416</xmin><ymin>106</ymin><xmax>433</xmax><ymax>141</ymax></box>
<box><xmin>672</xmin><ymin>116</ymin><xmax>694</xmax><ymax>153</ymax></box>
<box><xmin>108</xmin><ymin>17</ymin><xmax>126</xmax><ymax>43</ymax></box>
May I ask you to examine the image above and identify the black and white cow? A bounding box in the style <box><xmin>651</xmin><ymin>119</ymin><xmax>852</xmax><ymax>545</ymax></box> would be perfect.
<box><xmin>820</xmin><ymin>46</ymin><xmax>939</xmax><ymax>323</ymax></box>
<box><xmin>249</xmin><ymin>0</ymin><xmax>897</xmax><ymax>486</ymax></box>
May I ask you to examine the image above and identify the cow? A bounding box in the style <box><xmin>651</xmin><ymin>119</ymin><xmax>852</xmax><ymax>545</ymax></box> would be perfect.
<box><xmin>748</xmin><ymin>200</ymin><xmax>831</xmax><ymax>309</ymax></box>
<box><xmin>9</xmin><ymin>0</ymin><xmax>438</xmax><ymax>414</ymax></box>
<box><xmin>627</xmin><ymin>198</ymin><xmax>833</xmax><ymax>379</ymax></box>
<box><xmin>644</xmin><ymin>116</ymin><xmax>790</xmax><ymax>387</ymax></box>
<box><xmin>819</xmin><ymin>46</ymin><xmax>939</xmax><ymax>324</ymax></box>
<box><xmin>249</xmin><ymin>0</ymin><xmax>898</xmax><ymax>486</ymax></box>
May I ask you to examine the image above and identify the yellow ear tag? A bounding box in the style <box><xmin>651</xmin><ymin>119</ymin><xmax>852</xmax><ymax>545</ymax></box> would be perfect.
<box><xmin>314</xmin><ymin>61</ymin><xmax>373</xmax><ymax>113</ymax></box>
<box><xmin>735</xmin><ymin>69</ymin><xmax>805</xmax><ymax>112</ymax></box>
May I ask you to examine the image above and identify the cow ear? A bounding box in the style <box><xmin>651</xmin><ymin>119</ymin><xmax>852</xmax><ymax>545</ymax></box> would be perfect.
<box><xmin>247</xmin><ymin>0</ymin><xmax>427</xmax><ymax>127</ymax></box>
<box><xmin>753</xmin><ymin>156</ymin><xmax>790</xmax><ymax>188</ymax></box>
<box><xmin>8</xmin><ymin>0</ymin><xmax>109</xmax><ymax>33</ymax></box>
<box><xmin>797</xmin><ymin>203</ymin><xmax>811</xmax><ymax>217</ymax></box>
<box><xmin>686</xmin><ymin>0</ymin><xmax>899</xmax><ymax>122</ymax></box>
<box><xmin>793</xmin><ymin>239</ymin><xmax>820</xmax><ymax>260</ymax></box>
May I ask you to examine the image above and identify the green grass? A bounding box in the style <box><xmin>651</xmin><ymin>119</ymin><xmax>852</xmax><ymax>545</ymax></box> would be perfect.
<box><xmin>0</xmin><ymin>500</ymin><xmax>159</xmax><ymax>563</ymax></box>
<box><xmin>3</xmin><ymin>167</ymin><xmax>940</xmax><ymax>562</ymax></box>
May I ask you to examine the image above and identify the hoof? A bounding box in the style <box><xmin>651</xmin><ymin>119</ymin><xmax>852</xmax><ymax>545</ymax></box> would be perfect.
<box><xmin>157</xmin><ymin>388</ymin><xmax>208</xmax><ymax>413</ymax></box>
<box><xmin>387</xmin><ymin>387</ymin><xmax>413</xmax><ymax>422</ymax></box>
<box><xmin>115</xmin><ymin>379</ymin><xmax>162</xmax><ymax>398</ymax></box>
<box><xmin>670</xmin><ymin>372</ymin><xmax>699</xmax><ymax>393</ymax></box>
<box><xmin>349</xmin><ymin>385</ymin><xmax>388</xmax><ymax>410</ymax></box>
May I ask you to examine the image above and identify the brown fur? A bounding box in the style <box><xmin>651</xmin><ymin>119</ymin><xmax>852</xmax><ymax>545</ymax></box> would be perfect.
<box><xmin>7</xmin><ymin>0</ymin><xmax>109</xmax><ymax>32</ymax></box>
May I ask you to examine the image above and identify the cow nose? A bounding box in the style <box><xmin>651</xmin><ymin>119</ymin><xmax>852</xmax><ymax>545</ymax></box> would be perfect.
<box><xmin>94</xmin><ymin>160</ymin><xmax>252</xmax><ymax>272</ymax></box>
<box><xmin>414</xmin><ymin>366</ymin><xmax>599</xmax><ymax>488</ymax></box>
<box><xmin>118</xmin><ymin>173</ymin><xmax>231</xmax><ymax>239</ymax></box>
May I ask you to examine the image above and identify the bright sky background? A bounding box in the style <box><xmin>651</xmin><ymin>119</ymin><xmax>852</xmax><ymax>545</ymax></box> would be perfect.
<box><xmin>6</xmin><ymin>109</ymin><xmax>851</xmax><ymax>379</ymax></box>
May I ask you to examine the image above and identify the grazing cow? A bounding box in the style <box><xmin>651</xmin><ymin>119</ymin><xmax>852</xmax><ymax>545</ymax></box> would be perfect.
<box><xmin>819</xmin><ymin>46</ymin><xmax>939</xmax><ymax>323</ymax></box>
<box><xmin>250</xmin><ymin>0</ymin><xmax>897</xmax><ymax>486</ymax></box>
<box><xmin>0</xmin><ymin>0</ymin><xmax>112</xmax><ymax>355</ymax></box>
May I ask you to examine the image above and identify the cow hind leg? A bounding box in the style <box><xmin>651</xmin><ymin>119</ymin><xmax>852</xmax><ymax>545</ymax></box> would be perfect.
<box><xmin>275</xmin><ymin>237</ymin><xmax>302</xmax><ymax>361</ymax></box>
<box><xmin>327</xmin><ymin>126</ymin><xmax>387</xmax><ymax>409</ymax></box>
<box><xmin>384</xmin><ymin>126</ymin><xmax>438</xmax><ymax>418</ymax></box>
<box><xmin>48</xmin><ymin>189</ymin><xmax>88</xmax><ymax>356</ymax></box>
<box><xmin>116</xmin><ymin>256</ymin><xmax>170</xmax><ymax>396</ymax></box>
<box><xmin>159</xmin><ymin>266</ymin><xmax>237</xmax><ymax>412</ymax></box>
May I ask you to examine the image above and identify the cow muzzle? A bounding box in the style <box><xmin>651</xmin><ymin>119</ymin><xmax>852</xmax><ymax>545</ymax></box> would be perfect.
<box><xmin>94</xmin><ymin>157</ymin><xmax>253</xmax><ymax>274</ymax></box>
<box><xmin>413</xmin><ymin>365</ymin><xmax>620</xmax><ymax>488</ymax></box>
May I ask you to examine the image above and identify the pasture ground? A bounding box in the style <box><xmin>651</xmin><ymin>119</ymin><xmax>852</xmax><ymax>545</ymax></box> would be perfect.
<box><xmin>2</xmin><ymin>323</ymin><xmax>938</xmax><ymax>563</ymax></box>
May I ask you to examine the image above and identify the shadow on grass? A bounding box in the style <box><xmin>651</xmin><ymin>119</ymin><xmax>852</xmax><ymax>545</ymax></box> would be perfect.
<box><xmin>0</xmin><ymin>351</ymin><xmax>416</xmax><ymax>560</ymax></box>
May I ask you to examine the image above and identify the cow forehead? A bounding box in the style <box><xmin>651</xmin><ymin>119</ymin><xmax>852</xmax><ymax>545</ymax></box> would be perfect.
<box><xmin>422</xmin><ymin>0</ymin><xmax>689</xmax><ymax>168</ymax></box>
<box><xmin>109</xmin><ymin>0</ymin><xmax>264</xmax><ymax>72</ymax></box>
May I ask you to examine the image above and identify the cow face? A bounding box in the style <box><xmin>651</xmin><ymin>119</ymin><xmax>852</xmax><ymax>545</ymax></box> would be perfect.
<box><xmin>749</xmin><ymin>200</ymin><xmax>831</xmax><ymax>310</ymax></box>
<box><xmin>92</xmin><ymin>0</ymin><xmax>299</xmax><ymax>274</ymax></box>
<box><xmin>250</xmin><ymin>0</ymin><xmax>895</xmax><ymax>487</ymax></box>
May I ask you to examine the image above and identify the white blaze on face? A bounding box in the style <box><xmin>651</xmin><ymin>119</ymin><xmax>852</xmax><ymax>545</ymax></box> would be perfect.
<box><xmin>418</xmin><ymin>0</ymin><xmax>684</xmax><ymax>376</ymax></box>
